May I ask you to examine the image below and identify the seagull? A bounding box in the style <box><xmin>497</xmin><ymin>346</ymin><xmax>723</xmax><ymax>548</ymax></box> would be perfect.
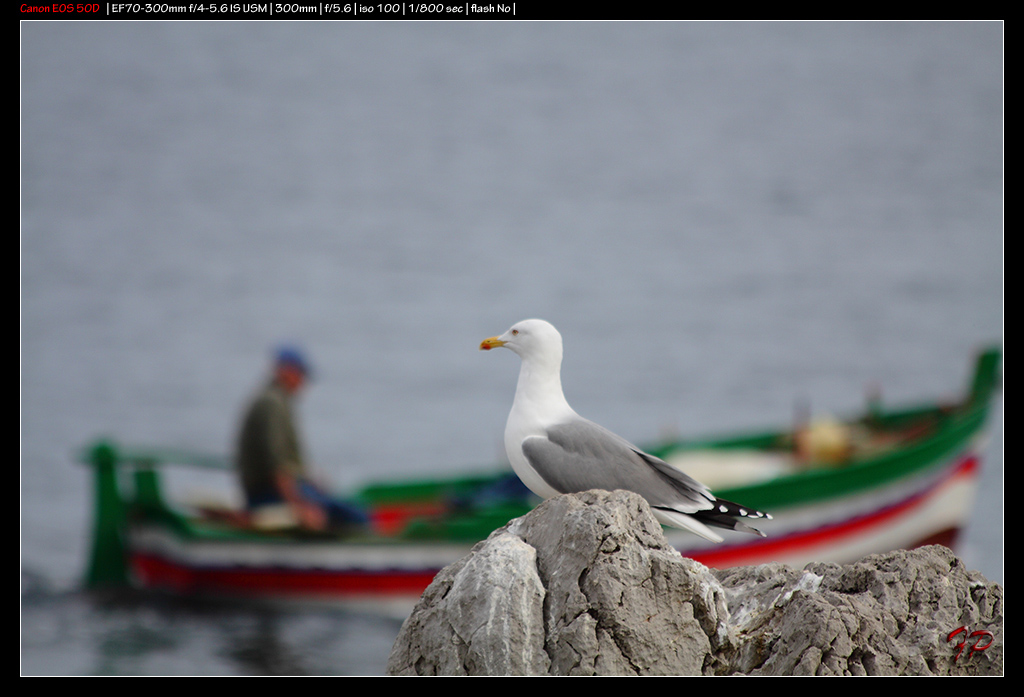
<box><xmin>480</xmin><ymin>318</ymin><xmax>770</xmax><ymax>543</ymax></box>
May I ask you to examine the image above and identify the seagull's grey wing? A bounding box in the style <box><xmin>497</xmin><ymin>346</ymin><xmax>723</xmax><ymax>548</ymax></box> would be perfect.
<box><xmin>520</xmin><ymin>418</ymin><xmax>715</xmax><ymax>514</ymax></box>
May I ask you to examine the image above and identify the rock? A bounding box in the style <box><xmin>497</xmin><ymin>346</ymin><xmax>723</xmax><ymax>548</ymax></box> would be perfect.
<box><xmin>714</xmin><ymin>549</ymin><xmax>1003</xmax><ymax>676</ymax></box>
<box><xmin>386</xmin><ymin>490</ymin><xmax>1003</xmax><ymax>676</ymax></box>
<box><xmin>386</xmin><ymin>532</ymin><xmax>549</xmax><ymax>675</ymax></box>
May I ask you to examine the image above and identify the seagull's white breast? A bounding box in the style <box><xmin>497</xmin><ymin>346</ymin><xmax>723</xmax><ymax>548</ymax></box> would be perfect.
<box><xmin>503</xmin><ymin>388</ymin><xmax>575</xmax><ymax>501</ymax></box>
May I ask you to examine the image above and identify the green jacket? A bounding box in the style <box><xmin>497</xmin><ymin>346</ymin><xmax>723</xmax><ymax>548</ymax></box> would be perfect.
<box><xmin>236</xmin><ymin>381</ymin><xmax>306</xmax><ymax>505</ymax></box>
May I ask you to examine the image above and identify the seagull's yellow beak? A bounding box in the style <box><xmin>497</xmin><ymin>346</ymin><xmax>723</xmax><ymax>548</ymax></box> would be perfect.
<box><xmin>480</xmin><ymin>336</ymin><xmax>506</xmax><ymax>351</ymax></box>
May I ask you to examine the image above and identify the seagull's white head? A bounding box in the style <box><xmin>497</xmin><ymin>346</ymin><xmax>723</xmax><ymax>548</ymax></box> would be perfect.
<box><xmin>480</xmin><ymin>319</ymin><xmax>563</xmax><ymax>366</ymax></box>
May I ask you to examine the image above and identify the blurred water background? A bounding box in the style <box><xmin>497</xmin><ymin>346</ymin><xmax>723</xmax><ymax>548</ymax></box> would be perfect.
<box><xmin>21</xmin><ymin>20</ymin><xmax>1002</xmax><ymax>675</ymax></box>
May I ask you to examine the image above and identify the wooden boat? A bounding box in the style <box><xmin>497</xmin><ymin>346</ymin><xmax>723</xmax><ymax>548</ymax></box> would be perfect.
<box><xmin>81</xmin><ymin>346</ymin><xmax>1001</xmax><ymax>611</ymax></box>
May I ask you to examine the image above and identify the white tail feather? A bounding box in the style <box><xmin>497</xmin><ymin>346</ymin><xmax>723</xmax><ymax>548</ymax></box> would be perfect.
<box><xmin>651</xmin><ymin>508</ymin><xmax>724</xmax><ymax>543</ymax></box>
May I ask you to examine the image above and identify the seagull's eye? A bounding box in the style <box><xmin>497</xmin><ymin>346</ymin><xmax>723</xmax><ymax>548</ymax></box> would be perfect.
<box><xmin>511</xmin><ymin>329</ymin><xmax>519</xmax><ymax>336</ymax></box>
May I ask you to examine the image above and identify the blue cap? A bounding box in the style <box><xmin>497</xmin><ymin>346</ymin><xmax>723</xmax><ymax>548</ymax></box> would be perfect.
<box><xmin>275</xmin><ymin>345</ymin><xmax>312</xmax><ymax>377</ymax></box>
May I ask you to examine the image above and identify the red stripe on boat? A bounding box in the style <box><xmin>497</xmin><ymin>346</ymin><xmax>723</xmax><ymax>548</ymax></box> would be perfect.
<box><xmin>687</xmin><ymin>454</ymin><xmax>978</xmax><ymax>568</ymax></box>
<box><xmin>131</xmin><ymin>553</ymin><xmax>438</xmax><ymax>598</ymax></box>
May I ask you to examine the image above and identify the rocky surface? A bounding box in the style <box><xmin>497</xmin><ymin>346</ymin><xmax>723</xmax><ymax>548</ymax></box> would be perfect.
<box><xmin>386</xmin><ymin>490</ymin><xmax>1003</xmax><ymax>676</ymax></box>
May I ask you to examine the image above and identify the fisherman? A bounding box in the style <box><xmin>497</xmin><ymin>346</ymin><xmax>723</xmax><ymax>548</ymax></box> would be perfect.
<box><xmin>236</xmin><ymin>346</ymin><xmax>365</xmax><ymax>531</ymax></box>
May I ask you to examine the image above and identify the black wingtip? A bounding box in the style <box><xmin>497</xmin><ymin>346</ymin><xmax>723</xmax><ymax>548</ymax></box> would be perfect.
<box><xmin>692</xmin><ymin>496</ymin><xmax>771</xmax><ymax>537</ymax></box>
